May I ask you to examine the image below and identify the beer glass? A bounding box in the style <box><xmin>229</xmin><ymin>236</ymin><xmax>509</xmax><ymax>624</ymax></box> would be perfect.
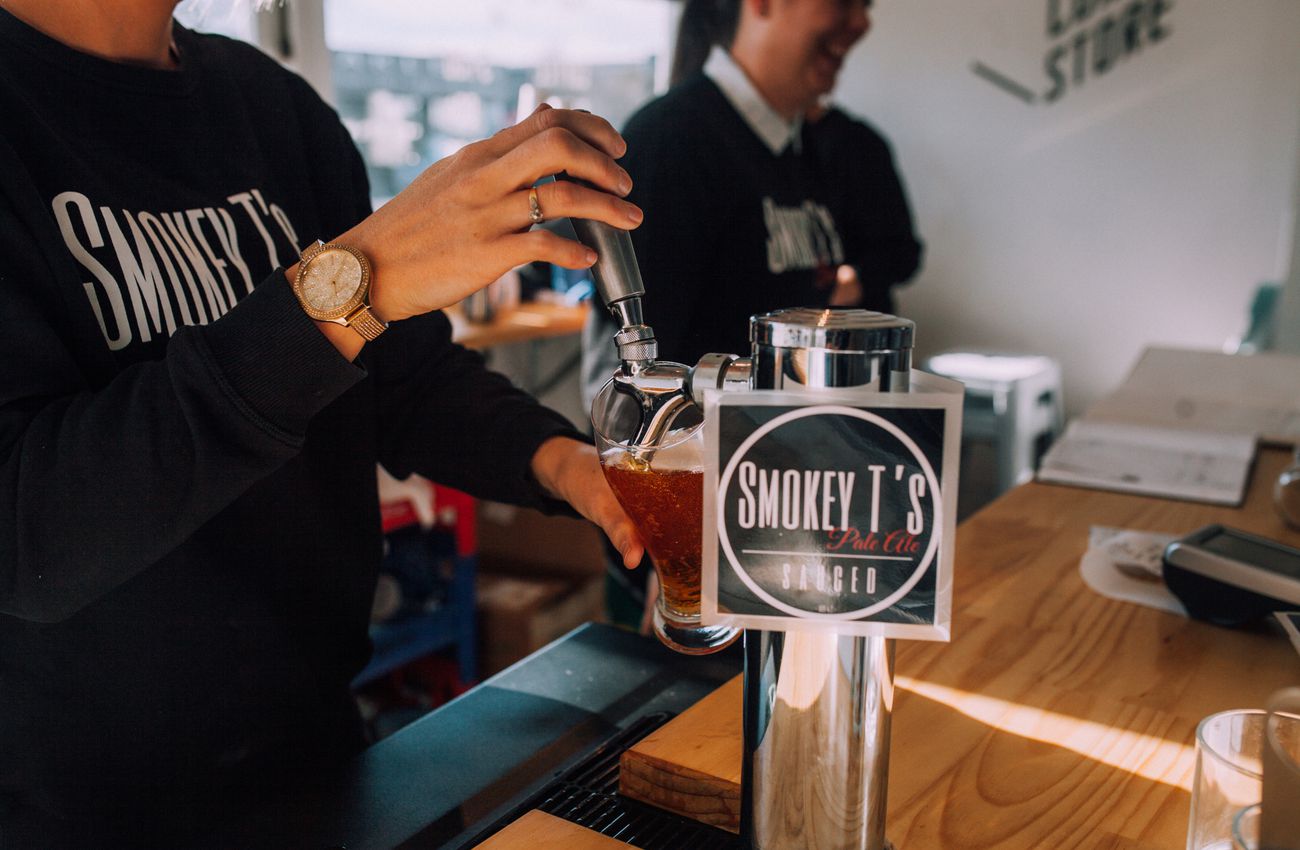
<box><xmin>592</xmin><ymin>379</ymin><xmax>741</xmax><ymax>655</ymax></box>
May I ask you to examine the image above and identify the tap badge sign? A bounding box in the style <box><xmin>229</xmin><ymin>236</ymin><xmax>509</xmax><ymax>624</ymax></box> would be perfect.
<box><xmin>701</xmin><ymin>374</ymin><xmax>962</xmax><ymax>641</ymax></box>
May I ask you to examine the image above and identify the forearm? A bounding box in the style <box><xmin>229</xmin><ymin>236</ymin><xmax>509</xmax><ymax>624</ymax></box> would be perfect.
<box><xmin>850</xmin><ymin>150</ymin><xmax>924</xmax><ymax>289</ymax></box>
<box><xmin>530</xmin><ymin>434</ymin><xmax>587</xmax><ymax>501</ymax></box>
<box><xmin>281</xmin><ymin>262</ymin><xmax>368</xmax><ymax>362</ymax></box>
<box><xmin>0</xmin><ymin>273</ymin><xmax>363</xmax><ymax>621</ymax></box>
<box><xmin>370</xmin><ymin>312</ymin><xmax>585</xmax><ymax>511</ymax></box>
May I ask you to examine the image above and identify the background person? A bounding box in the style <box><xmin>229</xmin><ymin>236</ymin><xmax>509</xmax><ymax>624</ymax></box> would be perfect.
<box><xmin>0</xmin><ymin>1</ymin><xmax>644</xmax><ymax>845</ymax></box>
<box><xmin>583</xmin><ymin>0</ymin><xmax>924</xmax><ymax>629</ymax></box>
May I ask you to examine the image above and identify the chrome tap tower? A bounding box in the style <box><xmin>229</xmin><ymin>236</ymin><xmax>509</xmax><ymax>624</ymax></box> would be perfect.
<box><xmin>740</xmin><ymin>308</ymin><xmax>912</xmax><ymax>850</ymax></box>
<box><xmin>577</xmin><ymin>216</ymin><xmax>917</xmax><ymax>850</ymax></box>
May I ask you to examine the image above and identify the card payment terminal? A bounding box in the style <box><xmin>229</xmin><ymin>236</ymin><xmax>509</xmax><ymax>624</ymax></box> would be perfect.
<box><xmin>1162</xmin><ymin>524</ymin><xmax>1300</xmax><ymax>626</ymax></box>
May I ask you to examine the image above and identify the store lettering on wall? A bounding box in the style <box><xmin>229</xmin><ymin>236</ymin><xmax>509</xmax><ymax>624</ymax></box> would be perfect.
<box><xmin>1045</xmin><ymin>0</ymin><xmax>1173</xmax><ymax>102</ymax></box>
<box><xmin>972</xmin><ymin>0</ymin><xmax>1174</xmax><ymax>105</ymax></box>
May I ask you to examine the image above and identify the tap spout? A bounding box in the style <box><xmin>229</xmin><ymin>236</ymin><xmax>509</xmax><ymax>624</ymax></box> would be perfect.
<box><xmin>566</xmin><ymin>194</ymin><xmax>700</xmax><ymax>449</ymax></box>
<box><xmin>610</xmin><ymin>361</ymin><xmax>694</xmax><ymax>449</ymax></box>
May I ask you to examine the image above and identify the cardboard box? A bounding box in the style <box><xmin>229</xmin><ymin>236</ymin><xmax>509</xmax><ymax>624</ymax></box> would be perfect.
<box><xmin>476</xmin><ymin>501</ymin><xmax>606</xmax><ymax>579</ymax></box>
<box><xmin>476</xmin><ymin>572</ymin><xmax>605</xmax><ymax>676</ymax></box>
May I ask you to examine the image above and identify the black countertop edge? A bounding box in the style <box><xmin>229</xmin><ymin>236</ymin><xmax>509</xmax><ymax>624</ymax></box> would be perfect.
<box><xmin>194</xmin><ymin>623</ymin><xmax>742</xmax><ymax>850</ymax></box>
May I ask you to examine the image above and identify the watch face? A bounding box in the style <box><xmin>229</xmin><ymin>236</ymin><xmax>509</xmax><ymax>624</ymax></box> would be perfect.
<box><xmin>301</xmin><ymin>247</ymin><xmax>366</xmax><ymax>317</ymax></box>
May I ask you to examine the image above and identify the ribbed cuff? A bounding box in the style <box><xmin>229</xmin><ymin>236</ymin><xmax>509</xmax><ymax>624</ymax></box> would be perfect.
<box><xmin>193</xmin><ymin>269</ymin><xmax>365</xmax><ymax>439</ymax></box>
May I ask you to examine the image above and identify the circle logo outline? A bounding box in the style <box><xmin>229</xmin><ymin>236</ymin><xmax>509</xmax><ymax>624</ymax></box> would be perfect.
<box><xmin>716</xmin><ymin>405</ymin><xmax>943</xmax><ymax>620</ymax></box>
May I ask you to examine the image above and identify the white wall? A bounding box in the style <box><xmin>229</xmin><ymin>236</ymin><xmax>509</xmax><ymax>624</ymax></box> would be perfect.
<box><xmin>834</xmin><ymin>0</ymin><xmax>1300</xmax><ymax>415</ymax></box>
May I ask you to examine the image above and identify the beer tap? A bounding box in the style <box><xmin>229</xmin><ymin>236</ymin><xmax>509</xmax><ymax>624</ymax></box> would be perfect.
<box><xmin>565</xmin><ymin>177</ymin><xmax>752</xmax><ymax>447</ymax></box>
<box><xmin>569</xmin><ymin>183</ymin><xmax>923</xmax><ymax>850</ymax></box>
<box><xmin>567</xmin><ymin>214</ymin><xmax>697</xmax><ymax>449</ymax></box>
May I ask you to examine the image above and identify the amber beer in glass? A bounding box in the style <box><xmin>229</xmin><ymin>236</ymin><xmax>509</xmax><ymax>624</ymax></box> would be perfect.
<box><xmin>602</xmin><ymin>462</ymin><xmax>703</xmax><ymax>617</ymax></box>
<box><xmin>592</xmin><ymin>381</ymin><xmax>740</xmax><ymax>654</ymax></box>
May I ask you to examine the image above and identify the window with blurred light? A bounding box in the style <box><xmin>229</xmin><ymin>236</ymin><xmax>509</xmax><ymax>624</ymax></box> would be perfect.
<box><xmin>175</xmin><ymin>0</ymin><xmax>676</xmax><ymax>300</ymax></box>
<box><xmin>323</xmin><ymin>0</ymin><xmax>677</xmax><ymax>206</ymax></box>
<box><xmin>178</xmin><ymin>1</ymin><xmax>676</xmax><ymax>206</ymax></box>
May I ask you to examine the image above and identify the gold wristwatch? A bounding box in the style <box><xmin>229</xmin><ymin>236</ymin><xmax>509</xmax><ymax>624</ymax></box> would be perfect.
<box><xmin>291</xmin><ymin>240</ymin><xmax>388</xmax><ymax>341</ymax></box>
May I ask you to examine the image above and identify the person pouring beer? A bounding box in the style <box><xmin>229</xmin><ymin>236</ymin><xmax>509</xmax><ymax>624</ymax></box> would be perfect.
<box><xmin>0</xmin><ymin>0</ymin><xmax>645</xmax><ymax>845</ymax></box>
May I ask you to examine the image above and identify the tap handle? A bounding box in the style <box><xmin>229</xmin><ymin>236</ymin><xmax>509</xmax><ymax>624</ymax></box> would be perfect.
<box><xmin>559</xmin><ymin>174</ymin><xmax>646</xmax><ymax>319</ymax></box>
<box><xmin>571</xmin><ymin>218</ymin><xmax>646</xmax><ymax>310</ymax></box>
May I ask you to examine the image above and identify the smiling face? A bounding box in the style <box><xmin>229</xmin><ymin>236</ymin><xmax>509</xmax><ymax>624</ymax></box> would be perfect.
<box><xmin>749</xmin><ymin>0</ymin><xmax>871</xmax><ymax>117</ymax></box>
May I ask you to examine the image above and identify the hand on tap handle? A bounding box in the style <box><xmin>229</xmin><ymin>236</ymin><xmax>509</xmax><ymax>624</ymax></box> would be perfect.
<box><xmin>555</xmin><ymin>171</ymin><xmax>658</xmax><ymax>365</ymax></box>
<box><xmin>290</xmin><ymin>105</ymin><xmax>645</xmax><ymax>360</ymax></box>
<box><xmin>557</xmin><ymin>173</ymin><xmax>647</xmax><ymax>310</ymax></box>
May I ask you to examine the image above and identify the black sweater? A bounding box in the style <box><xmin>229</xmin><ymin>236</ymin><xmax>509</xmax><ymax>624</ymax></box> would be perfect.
<box><xmin>806</xmin><ymin>105</ymin><xmax>925</xmax><ymax>315</ymax></box>
<box><xmin>0</xmin><ymin>12</ymin><xmax>577</xmax><ymax>845</ymax></box>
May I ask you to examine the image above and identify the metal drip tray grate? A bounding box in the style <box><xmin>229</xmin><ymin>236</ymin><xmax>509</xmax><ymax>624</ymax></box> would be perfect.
<box><xmin>472</xmin><ymin>713</ymin><xmax>742</xmax><ymax>850</ymax></box>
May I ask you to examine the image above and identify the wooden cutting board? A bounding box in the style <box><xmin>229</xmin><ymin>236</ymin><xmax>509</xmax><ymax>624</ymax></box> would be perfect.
<box><xmin>471</xmin><ymin>810</ymin><xmax>637</xmax><ymax>849</ymax></box>
<box><xmin>619</xmin><ymin>674</ymin><xmax>743</xmax><ymax>832</ymax></box>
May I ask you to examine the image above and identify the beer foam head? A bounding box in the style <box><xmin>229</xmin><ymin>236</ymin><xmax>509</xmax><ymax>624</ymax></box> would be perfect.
<box><xmin>646</xmin><ymin>425</ymin><xmax>705</xmax><ymax>472</ymax></box>
<box><xmin>600</xmin><ymin>424</ymin><xmax>704</xmax><ymax>472</ymax></box>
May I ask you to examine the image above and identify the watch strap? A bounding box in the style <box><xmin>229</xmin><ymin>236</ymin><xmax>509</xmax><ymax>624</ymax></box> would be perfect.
<box><xmin>345</xmin><ymin>305</ymin><xmax>388</xmax><ymax>342</ymax></box>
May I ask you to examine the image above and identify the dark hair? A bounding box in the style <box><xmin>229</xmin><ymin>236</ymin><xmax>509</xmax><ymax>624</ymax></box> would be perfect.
<box><xmin>669</xmin><ymin>0</ymin><xmax>742</xmax><ymax>87</ymax></box>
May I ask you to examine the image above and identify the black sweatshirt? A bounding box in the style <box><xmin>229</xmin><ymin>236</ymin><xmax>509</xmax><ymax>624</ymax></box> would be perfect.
<box><xmin>0</xmin><ymin>12</ymin><xmax>579</xmax><ymax>845</ymax></box>
<box><xmin>582</xmin><ymin>73</ymin><xmax>922</xmax><ymax>398</ymax></box>
<box><xmin>805</xmin><ymin>105</ymin><xmax>925</xmax><ymax>315</ymax></box>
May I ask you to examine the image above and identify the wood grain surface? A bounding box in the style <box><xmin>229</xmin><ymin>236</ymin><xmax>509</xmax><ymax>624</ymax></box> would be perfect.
<box><xmin>619</xmin><ymin>447</ymin><xmax>1300</xmax><ymax>848</ymax></box>
<box><xmin>449</xmin><ymin>301</ymin><xmax>588</xmax><ymax>350</ymax></box>
<box><xmin>471</xmin><ymin>810</ymin><xmax>636</xmax><ymax>849</ymax></box>
<box><xmin>619</xmin><ymin>675</ymin><xmax>744</xmax><ymax>831</ymax></box>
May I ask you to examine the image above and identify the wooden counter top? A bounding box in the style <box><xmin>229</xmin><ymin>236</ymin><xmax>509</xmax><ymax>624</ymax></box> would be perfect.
<box><xmin>619</xmin><ymin>447</ymin><xmax>1300</xmax><ymax>848</ymax></box>
<box><xmin>472</xmin><ymin>810</ymin><xmax>632</xmax><ymax>849</ymax></box>
<box><xmin>449</xmin><ymin>301</ymin><xmax>588</xmax><ymax>350</ymax></box>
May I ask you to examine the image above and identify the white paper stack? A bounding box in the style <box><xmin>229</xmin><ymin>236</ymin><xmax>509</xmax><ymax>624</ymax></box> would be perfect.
<box><xmin>1034</xmin><ymin>346</ymin><xmax>1300</xmax><ymax>505</ymax></box>
<box><xmin>1037</xmin><ymin>419</ymin><xmax>1255</xmax><ymax>505</ymax></box>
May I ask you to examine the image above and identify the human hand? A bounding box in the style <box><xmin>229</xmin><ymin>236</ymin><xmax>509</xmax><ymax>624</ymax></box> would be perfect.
<box><xmin>331</xmin><ymin>105</ymin><xmax>643</xmax><ymax>324</ymax></box>
<box><xmin>640</xmin><ymin>571</ymin><xmax>659</xmax><ymax>636</ymax></box>
<box><xmin>828</xmin><ymin>264</ymin><xmax>863</xmax><ymax>307</ymax></box>
<box><xmin>529</xmin><ymin>436</ymin><xmax>645</xmax><ymax>569</ymax></box>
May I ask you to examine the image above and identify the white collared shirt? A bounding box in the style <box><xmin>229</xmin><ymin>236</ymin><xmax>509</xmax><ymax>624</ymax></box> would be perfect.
<box><xmin>703</xmin><ymin>46</ymin><xmax>802</xmax><ymax>156</ymax></box>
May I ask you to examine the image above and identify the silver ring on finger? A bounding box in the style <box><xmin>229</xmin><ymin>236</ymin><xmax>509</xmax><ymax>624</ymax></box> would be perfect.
<box><xmin>528</xmin><ymin>186</ymin><xmax>545</xmax><ymax>225</ymax></box>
